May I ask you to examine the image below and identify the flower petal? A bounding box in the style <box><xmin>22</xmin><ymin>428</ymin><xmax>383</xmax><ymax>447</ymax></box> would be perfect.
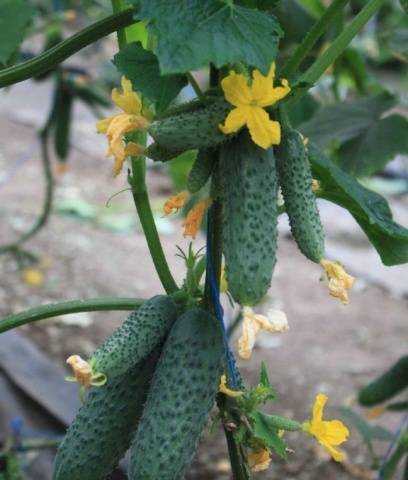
<box><xmin>96</xmin><ymin>115</ymin><xmax>115</xmax><ymax>134</ymax></box>
<box><xmin>112</xmin><ymin>76</ymin><xmax>142</xmax><ymax>114</ymax></box>
<box><xmin>221</xmin><ymin>71</ymin><xmax>252</xmax><ymax>107</ymax></box>
<box><xmin>322</xmin><ymin>420</ymin><xmax>350</xmax><ymax>445</ymax></box>
<box><xmin>219</xmin><ymin>106</ymin><xmax>250</xmax><ymax>135</ymax></box>
<box><xmin>312</xmin><ymin>393</ymin><xmax>328</xmax><ymax>425</ymax></box>
<box><xmin>251</xmin><ymin>64</ymin><xmax>275</xmax><ymax>103</ymax></box>
<box><xmin>319</xmin><ymin>440</ymin><xmax>346</xmax><ymax>462</ymax></box>
<box><xmin>246</xmin><ymin>107</ymin><xmax>281</xmax><ymax>149</ymax></box>
<box><xmin>219</xmin><ymin>374</ymin><xmax>243</xmax><ymax>398</ymax></box>
<box><xmin>258</xmin><ymin>79</ymin><xmax>291</xmax><ymax>108</ymax></box>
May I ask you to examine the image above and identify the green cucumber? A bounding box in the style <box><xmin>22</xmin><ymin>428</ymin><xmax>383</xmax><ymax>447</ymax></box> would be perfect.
<box><xmin>220</xmin><ymin>131</ymin><xmax>279</xmax><ymax>306</ymax></box>
<box><xmin>90</xmin><ymin>295</ymin><xmax>178</xmax><ymax>378</ymax></box>
<box><xmin>400</xmin><ymin>0</ymin><xmax>408</xmax><ymax>14</ymax></box>
<box><xmin>53</xmin><ymin>82</ymin><xmax>73</xmax><ymax>161</ymax></box>
<box><xmin>187</xmin><ymin>148</ymin><xmax>214</xmax><ymax>193</ymax></box>
<box><xmin>144</xmin><ymin>142</ymin><xmax>185</xmax><ymax>162</ymax></box>
<box><xmin>129</xmin><ymin>308</ymin><xmax>224</xmax><ymax>480</ymax></box>
<box><xmin>53</xmin><ymin>350</ymin><xmax>159</xmax><ymax>480</ymax></box>
<box><xmin>148</xmin><ymin>98</ymin><xmax>231</xmax><ymax>152</ymax></box>
<box><xmin>358</xmin><ymin>355</ymin><xmax>408</xmax><ymax>406</ymax></box>
<box><xmin>276</xmin><ymin>129</ymin><xmax>325</xmax><ymax>263</ymax></box>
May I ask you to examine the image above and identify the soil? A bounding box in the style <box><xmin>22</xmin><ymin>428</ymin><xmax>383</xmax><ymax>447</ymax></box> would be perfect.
<box><xmin>1</xmin><ymin>79</ymin><xmax>407</xmax><ymax>480</ymax></box>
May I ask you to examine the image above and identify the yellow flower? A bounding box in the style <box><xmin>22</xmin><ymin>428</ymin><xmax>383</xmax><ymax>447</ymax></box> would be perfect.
<box><xmin>182</xmin><ymin>197</ymin><xmax>212</xmax><ymax>239</ymax></box>
<box><xmin>303</xmin><ymin>393</ymin><xmax>349</xmax><ymax>462</ymax></box>
<box><xmin>311</xmin><ymin>179</ymin><xmax>321</xmax><ymax>192</ymax></box>
<box><xmin>96</xmin><ymin>76</ymin><xmax>148</xmax><ymax>176</ymax></box>
<box><xmin>320</xmin><ymin>259</ymin><xmax>355</xmax><ymax>305</ymax></box>
<box><xmin>163</xmin><ymin>190</ymin><xmax>190</xmax><ymax>216</ymax></box>
<box><xmin>219</xmin><ymin>63</ymin><xmax>290</xmax><ymax>149</ymax></box>
<box><xmin>248</xmin><ymin>448</ymin><xmax>271</xmax><ymax>472</ymax></box>
<box><xmin>21</xmin><ymin>268</ymin><xmax>44</xmax><ymax>288</ymax></box>
<box><xmin>65</xmin><ymin>355</ymin><xmax>106</xmax><ymax>388</ymax></box>
<box><xmin>238</xmin><ymin>306</ymin><xmax>288</xmax><ymax>359</ymax></box>
<box><xmin>219</xmin><ymin>374</ymin><xmax>243</xmax><ymax>398</ymax></box>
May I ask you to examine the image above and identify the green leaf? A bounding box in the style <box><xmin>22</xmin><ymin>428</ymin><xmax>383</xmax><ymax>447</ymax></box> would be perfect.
<box><xmin>113</xmin><ymin>42</ymin><xmax>187</xmax><ymax>114</ymax></box>
<box><xmin>135</xmin><ymin>1</ymin><xmax>282</xmax><ymax>74</ymax></box>
<box><xmin>338</xmin><ymin>114</ymin><xmax>408</xmax><ymax>176</ymax></box>
<box><xmin>337</xmin><ymin>407</ymin><xmax>394</xmax><ymax>444</ymax></box>
<box><xmin>259</xmin><ymin>363</ymin><xmax>271</xmax><ymax>388</ymax></box>
<box><xmin>309</xmin><ymin>144</ymin><xmax>408</xmax><ymax>266</ymax></box>
<box><xmin>249</xmin><ymin>411</ymin><xmax>287</xmax><ymax>457</ymax></box>
<box><xmin>301</xmin><ymin>92</ymin><xmax>396</xmax><ymax>147</ymax></box>
<box><xmin>0</xmin><ymin>0</ymin><xmax>34</xmax><ymax>65</ymax></box>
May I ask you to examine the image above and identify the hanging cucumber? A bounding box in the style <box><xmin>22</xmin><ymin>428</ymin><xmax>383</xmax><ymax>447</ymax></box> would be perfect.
<box><xmin>358</xmin><ymin>355</ymin><xmax>408</xmax><ymax>406</ymax></box>
<box><xmin>187</xmin><ymin>148</ymin><xmax>214</xmax><ymax>193</ymax></box>
<box><xmin>276</xmin><ymin>129</ymin><xmax>325</xmax><ymax>263</ymax></box>
<box><xmin>129</xmin><ymin>308</ymin><xmax>224</xmax><ymax>480</ymax></box>
<box><xmin>148</xmin><ymin>98</ymin><xmax>231</xmax><ymax>151</ymax></box>
<box><xmin>53</xmin><ymin>80</ymin><xmax>73</xmax><ymax>161</ymax></box>
<box><xmin>144</xmin><ymin>142</ymin><xmax>186</xmax><ymax>162</ymax></box>
<box><xmin>90</xmin><ymin>295</ymin><xmax>178</xmax><ymax>378</ymax></box>
<box><xmin>53</xmin><ymin>350</ymin><xmax>159</xmax><ymax>480</ymax></box>
<box><xmin>220</xmin><ymin>131</ymin><xmax>279</xmax><ymax>306</ymax></box>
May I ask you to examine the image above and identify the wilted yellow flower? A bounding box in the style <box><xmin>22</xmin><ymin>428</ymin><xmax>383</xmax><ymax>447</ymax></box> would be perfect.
<box><xmin>320</xmin><ymin>259</ymin><xmax>355</xmax><ymax>305</ymax></box>
<box><xmin>311</xmin><ymin>179</ymin><xmax>320</xmax><ymax>192</ymax></box>
<box><xmin>66</xmin><ymin>355</ymin><xmax>94</xmax><ymax>387</ymax></box>
<box><xmin>21</xmin><ymin>268</ymin><xmax>44</xmax><ymax>288</ymax></box>
<box><xmin>219</xmin><ymin>63</ymin><xmax>290</xmax><ymax>149</ymax></box>
<box><xmin>248</xmin><ymin>448</ymin><xmax>271</xmax><ymax>472</ymax></box>
<box><xmin>163</xmin><ymin>190</ymin><xmax>190</xmax><ymax>216</ymax></box>
<box><xmin>96</xmin><ymin>76</ymin><xmax>148</xmax><ymax>176</ymax></box>
<box><xmin>238</xmin><ymin>306</ymin><xmax>288</xmax><ymax>359</ymax></box>
<box><xmin>219</xmin><ymin>374</ymin><xmax>243</xmax><ymax>398</ymax></box>
<box><xmin>182</xmin><ymin>197</ymin><xmax>212</xmax><ymax>239</ymax></box>
<box><xmin>303</xmin><ymin>393</ymin><xmax>349</xmax><ymax>462</ymax></box>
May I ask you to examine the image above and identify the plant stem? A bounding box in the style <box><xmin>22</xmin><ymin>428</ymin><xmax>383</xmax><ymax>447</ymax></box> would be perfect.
<box><xmin>110</xmin><ymin>0</ymin><xmax>129</xmax><ymax>49</ymax></box>
<box><xmin>110</xmin><ymin>1</ymin><xmax>178</xmax><ymax>295</ymax></box>
<box><xmin>0</xmin><ymin>8</ymin><xmax>135</xmax><ymax>88</ymax></box>
<box><xmin>186</xmin><ymin>72</ymin><xmax>206</xmax><ymax>102</ymax></box>
<box><xmin>281</xmin><ymin>0</ymin><xmax>349</xmax><ymax>80</ymax></box>
<box><xmin>0</xmin><ymin>298</ymin><xmax>144</xmax><ymax>334</ymax></box>
<box><xmin>302</xmin><ymin>0</ymin><xmax>383</xmax><ymax>86</ymax></box>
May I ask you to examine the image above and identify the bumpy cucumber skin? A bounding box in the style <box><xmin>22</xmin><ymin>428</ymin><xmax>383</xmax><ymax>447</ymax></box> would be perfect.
<box><xmin>129</xmin><ymin>308</ymin><xmax>224</xmax><ymax>480</ymax></box>
<box><xmin>187</xmin><ymin>149</ymin><xmax>214</xmax><ymax>193</ymax></box>
<box><xmin>220</xmin><ymin>131</ymin><xmax>279</xmax><ymax>306</ymax></box>
<box><xmin>53</xmin><ymin>350</ymin><xmax>159</xmax><ymax>480</ymax></box>
<box><xmin>148</xmin><ymin>99</ymin><xmax>231</xmax><ymax>151</ymax></box>
<box><xmin>91</xmin><ymin>295</ymin><xmax>178</xmax><ymax>378</ymax></box>
<box><xmin>276</xmin><ymin>129</ymin><xmax>325</xmax><ymax>263</ymax></box>
<box><xmin>358</xmin><ymin>355</ymin><xmax>408</xmax><ymax>407</ymax></box>
<box><xmin>144</xmin><ymin>142</ymin><xmax>185</xmax><ymax>162</ymax></box>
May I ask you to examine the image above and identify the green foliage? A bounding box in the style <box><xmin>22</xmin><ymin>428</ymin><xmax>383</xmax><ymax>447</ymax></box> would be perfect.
<box><xmin>309</xmin><ymin>144</ymin><xmax>408</xmax><ymax>266</ymax></box>
<box><xmin>338</xmin><ymin>407</ymin><xmax>393</xmax><ymax>444</ymax></box>
<box><xmin>301</xmin><ymin>92</ymin><xmax>408</xmax><ymax>176</ymax></box>
<box><xmin>358</xmin><ymin>355</ymin><xmax>408</xmax><ymax>406</ymax></box>
<box><xmin>113</xmin><ymin>42</ymin><xmax>187</xmax><ymax>113</ymax></box>
<box><xmin>0</xmin><ymin>0</ymin><xmax>33</xmax><ymax>65</ymax></box>
<box><xmin>221</xmin><ymin>131</ymin><xmax>278</xmax><ymax>306</ymax></box>
<box><xmin>133</xmin><ymin>0</ymin><xmax>282</xmax><ymax>74</ymax></box>
<box><xmin>53</xmin><ymin>350</ymin><xmax>159</xmax><ymax>480</ymax></box>
<box><xmin>276</xmin><ymin>129</ymin><xmax>325</xmax><ymax>263</ymax></box>
<box><xmin>249</xmin><ymin>411</ymin><xmax>288</xmax><ymax>457</ymax></box>
<box><xmin>166</xmin><ymin>150</ymin><xmax>197</xmax><ymax>191</ymax></box>
<box><xmin>129</xmin><ymin>308</ymin><xmax>223</xmax><ymax>479</ymax></box>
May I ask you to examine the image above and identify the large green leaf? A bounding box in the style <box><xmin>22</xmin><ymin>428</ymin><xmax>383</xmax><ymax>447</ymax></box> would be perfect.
<box><xmin>134</xmin><ymin>0</ymin><xmax>282</xmax><ymax>74</ymax></box>
<box><xmin>309</xmin><ymin>144</ymin><xmax>408</xmax><ymax>266</ymax></box>
<box><xmin>0</xmin><ymin>0</ymin><xmax>34</xmax><ymax>65</ymax></box>
<box><xmin>300</xmin><ymin>92</ymin><xmax>408</xmax><ymax>176</ymax></box>
<box><xmin>113</xmin><ymin>43</ymin><xmax>187</xmax><ymax>114</ymax></box>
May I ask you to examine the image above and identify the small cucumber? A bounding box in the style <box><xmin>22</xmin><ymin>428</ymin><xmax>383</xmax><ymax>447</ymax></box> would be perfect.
<box><xmin>276</xmin><ymin>129</ymin><xmax>325</xmax><ymax>263</ymax></box>
<box><xmin>53</xmin><ymin>82</ymin><xmax>73</xmax><ymax>161</ymax></box>
<box><xmin>187</xmin><ymin>148</ymin><xmax>214</xmax><ymax>193</ymax></box>
<box><xmin>129</xmin><ymin>308</ymin><xmax>224</xmax><ymax>480</ymax></box>
<box><xmin>144</xmin><ymin>142</ymin><xmax>185</xmax><ymax>162</ymax></box>
<box><xmin>148</xmin><ymin>98</ymin><xmax>231</xmax><ymax>152</ymax></box>
<box><xmin>220</xmin><ymin>131</ymin><xmax>279</xmax><ymax>306</ymax></box>
<box><xmin>358</xmin><ymin>355</ymin><xmax>408</xmax><ymax>407</ymax></box>
<box><xmin>53</xmin><ymin>350</ymin><xmax>159</xmax><ymax>480</ymax></box>
<box><xmin>90</xmin><ymin>295</ymin><xmax>178</xmax><ymax>378</ymax></box>
<box><xmin>400</xmin><ymin>0</ymin><xmax>408</xmax><ymax>14</ymax></box>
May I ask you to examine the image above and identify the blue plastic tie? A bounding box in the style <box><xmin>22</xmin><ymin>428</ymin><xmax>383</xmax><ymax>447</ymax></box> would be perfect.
<box><xmin>206</xmin><ymin>207</ymin><xmax>239</xmax><ymax>389</ymax></box>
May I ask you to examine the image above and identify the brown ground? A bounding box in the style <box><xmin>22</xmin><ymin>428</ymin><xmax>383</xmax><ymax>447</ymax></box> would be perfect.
<box><xmin>1</xmin><ymin>80</ymin><xmax>407</xmax><ymax>480</ymax></box>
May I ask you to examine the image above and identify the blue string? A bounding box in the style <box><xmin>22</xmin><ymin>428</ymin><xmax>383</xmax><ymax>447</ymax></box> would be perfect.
<box><xmin>378</xmin><ymin>413</ymin><xmax>408</xmax><ymax>480</ymax></box>
<box><xmin>206</xmin><ymin>207</ymin><xmax>240</xmax><ymax>389</ymax></box>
